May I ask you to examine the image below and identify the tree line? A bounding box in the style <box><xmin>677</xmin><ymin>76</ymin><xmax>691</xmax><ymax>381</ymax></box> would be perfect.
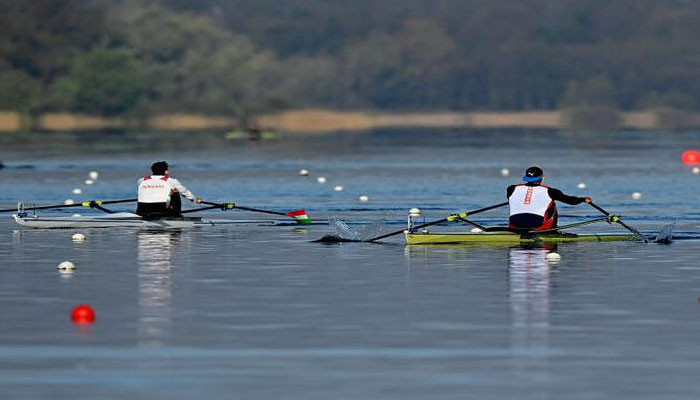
<box><xmin>1</xmin><ymin>0</ymin><xmax>700</xmax><ymax>118</ymax></box>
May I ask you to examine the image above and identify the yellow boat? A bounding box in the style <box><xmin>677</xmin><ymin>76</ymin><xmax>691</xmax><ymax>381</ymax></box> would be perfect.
<box><xmin>405</xmin><ymin>230</ymin><xmax>638</xmax><ymax>245</ymax></box>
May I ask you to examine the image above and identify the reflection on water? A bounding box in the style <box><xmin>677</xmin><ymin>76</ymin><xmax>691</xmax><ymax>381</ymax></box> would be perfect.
<box><xmin>508</xmin><ymin>247</ymin><xmax>554</xmax><ymax>349</ymax></box>
<box><xmin>406</xmin><ymin>244</ymin><xmax>557</xmax><ymax>391</ymax></box>
<box><xmin>405</xmin><ymin>244</ymin><xmax>555</xmax><ymax>350</ymax></box>
<box><xmin>508</xmin><ymin>247</ymin><xmax>554</xmax><ymax>391</ymax></box>
<box><xmin>137</xmin><ymin>231</ymin><xmax>180</xmax><ymax>346</ymax></box>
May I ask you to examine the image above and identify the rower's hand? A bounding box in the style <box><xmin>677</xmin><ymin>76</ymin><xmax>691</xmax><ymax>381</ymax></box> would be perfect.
<box><xmin>446</xmin><ymin>212</ymin><xmax>468</xmax><ymax>222</ymax></box>
<box><xmin>195</xmin><ymin>197</ymin><xmax>203</xmax><ymax>204</ymax></box>
<box><xmin>584</xmin><ymin>197</ymin><xmax>592</xmax><ymax>204</ymax></box>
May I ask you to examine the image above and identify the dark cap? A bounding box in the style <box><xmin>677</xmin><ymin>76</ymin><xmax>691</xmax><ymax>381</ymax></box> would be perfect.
<box><xmin>523</xmin><ymin>166</ymin><xmax>544</xmax><ymax>182</ymax></box>
<box><xmin>151</xmin><ymin>161</ymin><xmax>169</xmax><ymax>175</ymax></box>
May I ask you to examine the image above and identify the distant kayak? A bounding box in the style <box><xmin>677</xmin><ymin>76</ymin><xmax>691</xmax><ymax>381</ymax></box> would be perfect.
<box><xmin>224</xmin><ymin>130</ymin><xmax>278</xmax><ymax>140</ymax></box>
<box><xmin>0</xmin><ymin>162</ymin><xmax>34</xmax><ymax>169</ymax></box>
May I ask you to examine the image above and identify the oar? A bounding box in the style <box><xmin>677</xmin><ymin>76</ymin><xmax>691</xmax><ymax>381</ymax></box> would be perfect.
<box><xmin>180</xmin><ymin>205</ymin><xmax>227</xmax><ymax>214</ymax></box>
<box><xmin>200</xmin><ymin>201</ymin><xmax>311</xmax><ymax>224</ymax></box>
<box><xmin>0</xmin><ymin>198</ymin><xmax>137</xmax><ymax>213</ymax></box>
<box><xmin>453</xmin><ymin>216</ymin><xmax>487</xmax><ymax>231</ymax></box>
<box><xmin>588</xmin><ymin>201</ymin><xmax>648</xmax><ymax>243</ymax></box>
<box><xmin>367</xmin><ymin>201</ymin><xmax>508</xmax><ymax>242</ymax></box>
<box><xmin>528</xmin><ymin>217</ymin><xmax>609</xmax><ymax>234</ymax></box>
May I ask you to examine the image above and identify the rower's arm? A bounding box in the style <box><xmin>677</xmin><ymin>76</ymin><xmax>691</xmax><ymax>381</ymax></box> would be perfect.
<box><xmin>548</xmin><ymin>188</ymin><xmax>586</xmax><ymax>205</ymax></box>
<box><xmin>506</xmin><ymin>185</ymin><xmax>516</xmax><ymax>198</ymax></box>
<box><xmin>169</xmin><ymin>178</ymin><xmax>196</xmax><ymax>201</ymax></box>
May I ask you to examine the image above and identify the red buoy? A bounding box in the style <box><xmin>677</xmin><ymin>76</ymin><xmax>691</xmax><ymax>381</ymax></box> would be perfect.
<box><xmin>681</xmin><ymin>150</ymin><xmax>700</xmax><ymax>165</ymax></box>
<box><xmin>71</xmin><ymin>305</ymin><xmax>95</xmax><ymax>324</ymax></box>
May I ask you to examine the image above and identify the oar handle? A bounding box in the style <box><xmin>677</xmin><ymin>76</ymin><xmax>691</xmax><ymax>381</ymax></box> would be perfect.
<box><xmin>181</xmin><ymin>205</ymin><xmax>225</xmax><ymax>214</ymax></box>
<box><xmin>588</xmin><ymin>201</ymin><xmax>647</xmax><ymax>243</ymax></box>
<box><xmin>588</xmin><ymin>201</ymin><xmax>610</xmax><ymax>216</ymax></box>
<box><xmin>0</xmin><ymin>198</ymin><xmax>137</xmax><ymax>213</ymax></box>
<box><xmin>201</xmin><ymin>201</ymin><xmax>288</xmax><ymax>217</ymax></box>
<box><xmin>367</xmin><ymin>201</ymin><xmax>509</xmax><ymax>242</ymax></box>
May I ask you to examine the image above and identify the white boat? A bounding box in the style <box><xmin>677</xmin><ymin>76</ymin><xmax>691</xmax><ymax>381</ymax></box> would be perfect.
<box><xmin>11</xmin><ymin>212</ymin><xmax>289</xmax><ymax>229</ymax></box>
<box><xmin>13</xmin><ymin>212</ymin><xmax>197</xmax><ymax>229</ymax></box>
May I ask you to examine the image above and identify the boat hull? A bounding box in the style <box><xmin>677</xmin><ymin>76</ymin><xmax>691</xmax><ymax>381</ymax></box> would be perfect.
<box><xmin>13</xmin><ymin>212</ymin><xmax>197</xmax><ymax>229</ymax></box>
<box><xmin>10</xmin><ymin>213</ymin><xmax>316</xmax><ymax>229</ymax></box>
<box><xmin>405</xmin><ymin>231</ymin><xmax>637</xmax><ymax>245</ymax></box>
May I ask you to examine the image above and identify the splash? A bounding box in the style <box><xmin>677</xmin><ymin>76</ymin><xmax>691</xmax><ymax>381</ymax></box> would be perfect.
<box><xmin>654</xmin><ymin>222</ymin><xmax>675</xmax><ymax>244</ymax></box>
<box><xmin>312</xmin><ymin>218</ymin><xmax>384</xmax><ymax>243</ymax></box>
<box><xmin>357</xmin><ymin>220</ymin><xmax>383</xmax><ymax>239</ymax></box>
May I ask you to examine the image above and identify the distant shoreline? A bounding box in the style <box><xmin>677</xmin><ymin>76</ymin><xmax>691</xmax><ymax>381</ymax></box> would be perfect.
<box><xmin>1</xmin><ymin>108</ymin><xmax>698</xmax><ymax>133</ymax></box>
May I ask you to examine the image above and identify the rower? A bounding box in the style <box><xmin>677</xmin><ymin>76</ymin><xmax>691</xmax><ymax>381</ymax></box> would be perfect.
<box><xmin>508</xmin><ymin>166</ymin><xmax>591</xmax><ymax>231</ymax></box>
<box><xmin>136</xmin><ymin>161</ymin><xmax>202</xmax><ymax>218</ymax></box>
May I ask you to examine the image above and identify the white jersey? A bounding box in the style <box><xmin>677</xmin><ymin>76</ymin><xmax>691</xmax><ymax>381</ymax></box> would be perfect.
<box><xmin>509</xmin><ymin>185</ymin><xmax>553</xmax><ymax>217</ymax></box>
<box><xmin>137</xmin><ymin>175</ymin><xmax>195</xmax><ymax>204</ymax></box>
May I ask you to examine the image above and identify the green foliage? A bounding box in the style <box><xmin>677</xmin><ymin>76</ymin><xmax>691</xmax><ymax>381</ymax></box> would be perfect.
<box><xmin>0</xmin><ymin>0</ymin><xmax>106</xmax><ymax>79</ymax></box>
<box><xmin>561</xmin><ymin>77</ymin><xmax>617</xmax><ymax>108</ymax></box>
<box><xmin>42</xmin><ymin>77</ymin><xmax>80</xmax><ymax>111</ymax></box>
<box><xmin>0</xmin><ymin>67</ymin><xmax>41</xmax><ymax>111</ymax></box>
<box><xmin>70</xmin><ymin>48</ymin><xmax>142</xmax><ymax>115</ymax></box>
<box><xmin>112</xmin><ymin>1</ymin><xmax>278</xmax><ymax>115</ymax></box>
<box><xmin>341</xmin><ymin>19</ymin><xmax>457</xmax><ymax>109</ymax></box>
<box><xmin>5</xmin><ymin>0</ymin><xmax>700</xmax><ymax>115</ymax></box>
<box><xmin>560</xmin><ymin>77</ymin><xmax>620</xmax><ymax>130</ymax></box>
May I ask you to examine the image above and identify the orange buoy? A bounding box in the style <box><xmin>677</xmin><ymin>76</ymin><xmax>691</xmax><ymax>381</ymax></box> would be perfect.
<box><xmin>681</xmin><ymin>150</ymin><xmax>700</xmax><ymax>165</ymax></box>
<box><xmin>71</xmin><ymin>305</ymin><xmax>95</xmax><ymax>324</ymax></box>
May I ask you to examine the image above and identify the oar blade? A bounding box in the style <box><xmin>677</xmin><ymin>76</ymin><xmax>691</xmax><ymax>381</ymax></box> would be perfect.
<box><xmin>654</xmin><ymin>223</ymin><xmax>674</xmax><ymax>244</ymax></box>
<box><xmin>286</xmin><ymin>210</ymin><xmax>311</xmax><ymax>224</ymax></box>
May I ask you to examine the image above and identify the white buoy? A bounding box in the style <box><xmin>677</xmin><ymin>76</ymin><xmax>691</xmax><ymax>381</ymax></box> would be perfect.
<box><xmin>546</xmin><ymin>252</ymin><xmax>561</xmax><ymax>263</ymax></box>
<box><xmin>577</xmin><ymin>182</ymin><xmax>586</xmax><ymax>189</ymax></box>
<box><xmin>72</xmin><ymin>233</ymin><xmax>86</xmax><ymax>242</ymax></box>
<box><xmin>316</xmin><ymin>177</ymin><xmax>327</xmax><ymax>184</ymax></box>
<box><xmin>693</xmin><ymin>167</ymin><xmax>700</xmax><ymax>174</ymax></box>
<box><xmin>299</xmin><ymin>169</ymin><xmax>309</xmax><ymax>176</ymax></box>
<box><xmin>57</xmin><ymin>261</ymin><xmax>76</xmax><ymax>273</ymax></box>
<box><xmin>632</xmin><ymin>192</ymin><xmax>642</xmax><ymax>200</ymax></box>
<box><xmin>72</xmin><ymin>214</ymin><xmax>82</xmax><ymax>217</ymax></box>
<box><xmin>72</xmin><ymin>188</ymin><xmax>82</xmax><ymax>195</ymax></box>
<box><xmin>359</xmin><ymin>195</ymin><xmax>369</xmax><ymax>202</ymax></box>
<box><xmin>334</xmin><ymin>185</ymin><xmax>344</xmax><ymax>192</ymax></box>
<box><xmin>471</xmin><ymin>227</ymin><xmax>483</xmax><ymax>233</ymax></box>
<box><xmin>409</xmin><ymin>207</ymin><xmax>421</xmax><ymax>217</ymax></box>
<box><xmin>84</xmin><ymin>179</ymin><xmax>94</xmax><ymax>185</ymax></box>
<box><xmin>89</xmin><ymin>171</ymin><xmax>99</xmax><ymax>180</ymax></box>
<box><xmin>501</xmin><ymin>168</ymin><xmax>510</xmax><ymax>176</ymax></box>
<box><xmin>64</xmin><ymin>199</ymin><xmax>75</xmax><ymax>205</ymax></box>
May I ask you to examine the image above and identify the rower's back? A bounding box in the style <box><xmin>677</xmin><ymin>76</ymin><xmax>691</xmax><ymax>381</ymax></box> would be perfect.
<box><xmin>507</xmin><ymin>166</ymin><xmax>588</xmax><ymax>231</ymax></box>
<box><xmin>136</xmin><ymin>161</ymin><xmax>197</xmax><ymax>219</ymax></box>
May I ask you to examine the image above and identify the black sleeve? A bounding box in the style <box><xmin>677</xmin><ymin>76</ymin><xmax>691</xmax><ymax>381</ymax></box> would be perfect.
<box><xmin>548</xmin><ymin>188</ymin><xmax>586</xmax><ymax>205</ymax></box>
<box><xmin>506</xmin><ymin>185</ymin><xmax>516</xmax><ymax>199</ymax></box>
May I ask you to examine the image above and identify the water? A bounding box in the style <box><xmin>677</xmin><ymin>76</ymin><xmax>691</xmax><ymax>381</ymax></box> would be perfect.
<box><xmin>1</xmin><ymin>129</ymin><xmax>700</xmax><ymax>399</ymax></box>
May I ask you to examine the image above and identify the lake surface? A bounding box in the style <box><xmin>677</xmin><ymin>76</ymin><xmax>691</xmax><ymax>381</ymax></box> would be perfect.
<box><xmin>1</xmin><ymin>129</ymin><xmax>700</xmax><ymax>399</ymax></box>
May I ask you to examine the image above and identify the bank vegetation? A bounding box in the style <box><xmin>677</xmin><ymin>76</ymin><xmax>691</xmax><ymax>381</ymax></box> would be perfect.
<box><xmin>3</xmin><ymin>0</ymin><xmax>700</xmax><ymax>132</ymax></box>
